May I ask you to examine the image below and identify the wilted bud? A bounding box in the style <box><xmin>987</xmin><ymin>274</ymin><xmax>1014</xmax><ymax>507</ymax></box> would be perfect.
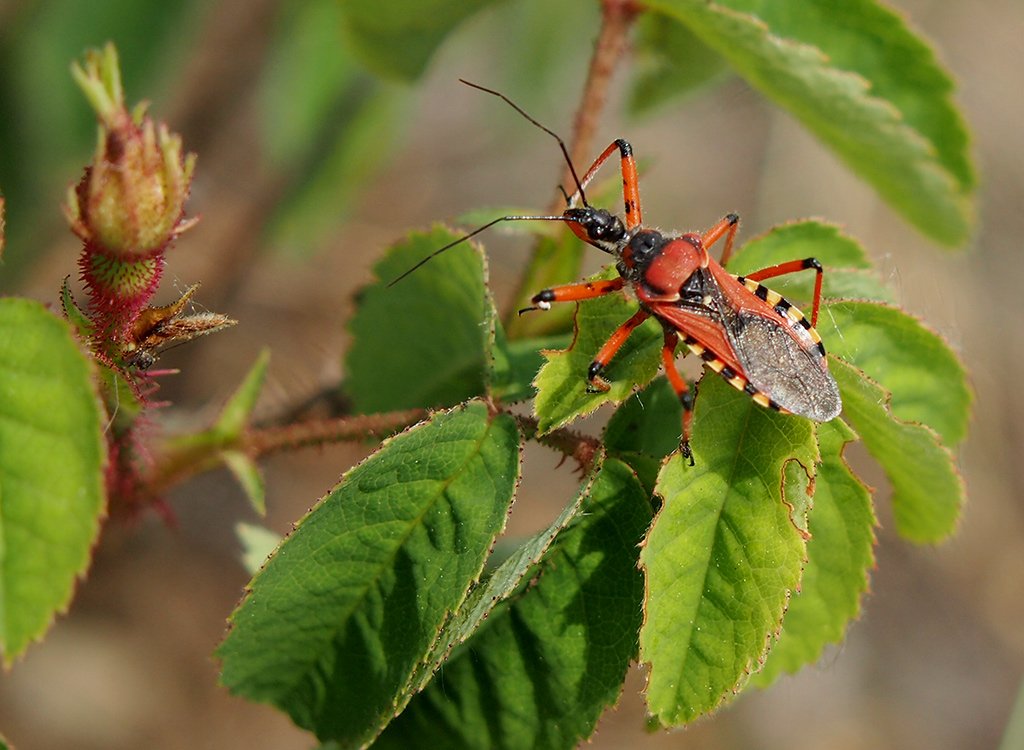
<box><xmin>66</xmin><ymin>43</ymin><xmax>196</xmax><ymax>259</ymax></box>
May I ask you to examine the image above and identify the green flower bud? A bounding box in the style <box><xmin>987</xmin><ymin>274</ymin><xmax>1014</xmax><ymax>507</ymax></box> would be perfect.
<box><xmin>66</xmin><ymin>43</ymin><xmax>196</xmax><ymax>258</ymax></box>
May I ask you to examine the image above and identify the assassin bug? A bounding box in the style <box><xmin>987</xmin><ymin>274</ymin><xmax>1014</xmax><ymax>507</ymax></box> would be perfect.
<box><xmin>393</xmin><ymin>81</ymin><xmax>842</xmax><ymax>462</ymax></box>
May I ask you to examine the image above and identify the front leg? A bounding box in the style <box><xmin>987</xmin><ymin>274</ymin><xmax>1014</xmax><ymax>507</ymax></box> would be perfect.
<box><xmin>518</xmin><ymin>277</ymin><xmax>626</xmax><ymax>314</ymax></box>
<box><xmin>585</xmin><ymin>308</ymin><xmax>651</xmax><ymax>393</ymax></box>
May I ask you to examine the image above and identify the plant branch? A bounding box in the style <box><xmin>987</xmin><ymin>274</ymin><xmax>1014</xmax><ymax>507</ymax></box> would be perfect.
<box><xmin>551</xmin><ymin>0</ymin><xmax>642</xmax><ymax>217</ymax></box>
<box><xmin>513</xmin><ymin>413</ymin><xmax>602</xmax><ymax>475</ymax></box>
<box><xmin>506</xmin><ymin>0</ymin><xmax>640</xmax><ymax>335</ymax></box>
<box><xmin>243</xmin><ymin>409</ymin><xmax>427</xmax><ymax>457</ymax></box>
<box><xmin>144</xmin><ymin>408</ymin><xmax>428</xmax><ymax>499</ymax></box>
<box><xmin>140</xmin><ymin>397</ymin><xmax>604</xmax><ymax>502</ymax></box>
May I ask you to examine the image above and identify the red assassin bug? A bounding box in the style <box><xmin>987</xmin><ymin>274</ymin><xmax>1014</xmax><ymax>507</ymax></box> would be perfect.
<box><xmin>393</xmin><ymin>81</ymin><xmax>842</xmax><ymax>462</ymax></box>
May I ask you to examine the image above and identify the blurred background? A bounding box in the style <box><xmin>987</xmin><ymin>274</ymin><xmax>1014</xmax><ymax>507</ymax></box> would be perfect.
<box><xmin>0</xmin><ymin>0</ymin><xmax>1021</xmax><ymax>748</ymax></box>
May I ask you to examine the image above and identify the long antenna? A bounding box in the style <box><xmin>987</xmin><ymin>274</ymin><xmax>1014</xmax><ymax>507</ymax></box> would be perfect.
<box><xmin>387</xmin><ymin>214</ymin><xmax>572</xmax><ymax>287</ymax></box>
<box><xmin>458</xmin><ymin>79</ymin><xmax>589</xmax><ymax>208</ymax></box>
<box><xmin>389</xmin><ymin>81</ymin><xmax>590</xmax><ymax>287</ymax></box>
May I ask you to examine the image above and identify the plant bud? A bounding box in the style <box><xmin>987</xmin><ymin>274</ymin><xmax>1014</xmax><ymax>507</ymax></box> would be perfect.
<box><xmin>66</xmin><ymin>43</ymin><xmax>200</xmax><ymax>343</ymax></box>
<box><xmin>66</xmin><ymin>44</ymin><xmax>196</xmax><ymax>258</ymax></box>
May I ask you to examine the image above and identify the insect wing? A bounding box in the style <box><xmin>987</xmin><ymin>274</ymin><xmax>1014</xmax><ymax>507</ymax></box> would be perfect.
<box><xmin>654</xmin><ymin>267</ymin><xmax>841</xmax><ymax>422</ymax></box>
<box><xmin>710</xmin><ymin>264</ymin><xmax>840</xmax><ymax>421</ymax></box>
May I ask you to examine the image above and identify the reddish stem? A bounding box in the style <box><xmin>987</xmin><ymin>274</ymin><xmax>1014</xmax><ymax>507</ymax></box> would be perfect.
<box><xmin>507</xmin><ymin>0</ymin><xmax>641</xmax><ymax>333</ymax></box>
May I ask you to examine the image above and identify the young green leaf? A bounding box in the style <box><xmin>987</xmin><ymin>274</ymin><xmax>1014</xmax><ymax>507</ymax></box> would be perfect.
<box><xmin>821</xmin><ymin>300</ymin><xmax>971</xmax><ymax>447</ymax></box>
<box><xmin>753</xmin><ymin>418</ymin><xmax>876</xmax><ymax>686</ymax></box>
<box><xmin>347</xmin><ymin>226</ymin><xmax>495</xmax><ymax>412</ymax></box>
<box><xmin>217</xmin><ymin>401</ymin><xmax>520</xmax><ymax>746</ymax></box>
<box><xmin>0</xmin><ymin>300</ymin><xmax>106</xmax><ymax>664</ymax></box>
<box><xmin>220</xmin><ymin>451</ymin><xmax>266</xmax><ymax>516</ymax></box>
<box><xmin>533</xmin><ymin>273</ymin><xmax>663</xmax><ymax>434</ymax></box>
<box><xmin>157</xmin><ymin>349</ymin><xmax>270</xmax><ymax>515</ymax></box>
<box><xmin>640</xmin><ymin>374</ymin><xmax>818</xmax><ymax>726</ymax></box>
<box><xmin>375</xmin><ymin>458</ymin><xmax>651</xmax><ymax>750</ymax></box>
<box><xmin>213</xmin><ymin>348</ymin><xmax>270</xmax><ymax>441</ymax></box>
<box><xmin>831</xmin><ymin>358</ymin><xmax>962</xmax><ymax>543</ymax></box>
<box><xmin>505</xmin><ymin>173</ymin><xmax>629</xmax><ymax>339</ymax></box>
<box><xmin>645</xmin><ymin>0</ymin><xmax>974</xmax><ymax>245</ymax></box>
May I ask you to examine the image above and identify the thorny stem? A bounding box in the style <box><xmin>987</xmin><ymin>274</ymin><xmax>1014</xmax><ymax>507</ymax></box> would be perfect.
<box><xmin>145</xmin><ymin>408</ymin><xmax>428</xmax><ymax>499</ymax></box>
<box><xmin>506</xmin><ymin>0</ymin><xmax>640</xmax><ymax>334</ymax></box>
<box><xmin>243</xmin><ymin>410</ymin><xmax>427</xmax><ymax>456</ymax></box>
<box><xmin>514</xmin><ymin>414</ymin><xmax>602</xmax><ymax>475</ymax></box>
<box><xmin>142</xmin><ymin>405</ymin><xmax>602</xmax><ymax>501</ymax></box>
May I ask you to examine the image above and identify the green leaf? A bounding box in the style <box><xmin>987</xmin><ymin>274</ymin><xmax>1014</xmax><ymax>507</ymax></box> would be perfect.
<box><xmin>646</xmin><ymin>0</ymin><xmax>974</xmax><ymax>245</ymax></box>
<box><xmin>729</xmin><ymin>0</ymin><xmax>973</xmax><ymax>189</ymax></box>
<box><xmin>533</xmin><ymin>273</ymin><xmax>662</xmax><ymax>434</ymax></box>
<box><xmin>346</xmin><ymin>226</ymin><xmax>495</xmax><ymax>412</ymax></box>
<box><xmin>375</xmin><ymin>458</ymin><xmax>651</xmax><ymax>749</ymax></box>
<box><xmin>629</xmin><ymin>12</ymin><xmax>731</xmax><ymax>114</ymax></box>
<box><xmin>505</xmin><ymin>174</ymin><xmax>628</xmax><ymax>339</ymax></box>
<box><xmin>831</xmin><ymin>358</ymin><xmax>962</xmax><ymax>543</ymax></box>
<box><xmin>0</xmin><ymin>299</ymin><xmax>106</xmax><ymax>664</ymax></box>
<box><xmin>489</xmin><ymin>325</ymin><xmax>571</xmax><ymax>403</ymax></box>
<box><xmin>603</xmin><ymin>377</ymin><xmax>682</xmax><ymax>493</ymax></box>
<box><xmin>822</xmin><ymin>301</ymin><xmax>970</xmax><ymax>447</ymax></box>
<box><xmin>753</xmin><ymin>418</ymin><xmax>876</xmax><ymax>685</ymax></box>
<box><xmin>404</xmin><ymin>454</ymin><xmax>606</xmax><ymax>698</ymax></box>
<box><xmin>726</xmin><ymin>220</ymin><xmax>893</xmax><ymax>304</ymax></box>
<box><xmin>214</xmin><ymin>349</ymin><xmax>270</xmax><ymax>441</ymax></box>
<box><xmin>339</xmin><ymin>0</ymin><xmax>502</xmax><ymax>81</ymax></box>
<box><xmin>234</xmin><ymin>522</ymin><xmax>282</xmax><ymax>576</ymax></box>
<box><xmin>221</xmin><ymin>451</ymin><xmax>266</xmax><ymax>516</ymax></box>
<box><xmin>640</xmin><ymin>374</ymin><xmax>818</xmax><ymax>725</ymax></box>
<box><xmin>217</xmin><ymin>401</ymin><xmax>521</xmax><ymax>746</ymax></box>
<box><xmin>505</xmin><ymin>231</ymin><xmax>589</xmax><ymax>339</ymax></box>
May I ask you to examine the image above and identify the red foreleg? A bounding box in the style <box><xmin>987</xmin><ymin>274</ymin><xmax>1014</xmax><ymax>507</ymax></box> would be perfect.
<box><xmin>521</xmin><ymin>277</ymin><xmax>626</xmax><ymax>314</ymax></box>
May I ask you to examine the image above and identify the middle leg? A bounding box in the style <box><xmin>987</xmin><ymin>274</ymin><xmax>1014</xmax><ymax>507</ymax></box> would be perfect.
<box><xmin>660</xmin><ymin>327</ymin><xmax>697</xmax><ymax>465</ymax></box>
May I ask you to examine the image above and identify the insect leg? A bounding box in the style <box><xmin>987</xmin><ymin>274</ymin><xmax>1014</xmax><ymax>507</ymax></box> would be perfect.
<box><xmin>660</xmin><ymin>328</ymin><xmax>696</xmax><ymax>465</ymax></box>
<box><xmin>701</xmin><ymin>213</ymin><xmax>740</xmax><ymax>266</ymax></box>
<box><xmin>520</xmin><ymin>277</ymin><xmax>626</xmax><ymax>314</ymax></box>
<box><xmin>586</xmin><ymin>308</ymin><xmax>650</xmax><ymax>393</ymax></box>
<box><xmin>742</xmin><ymin>257</ymin><xmax>825</xmax><ymax>326</ymax></box>
<box><xmin>567</xmin><ymin>139</ymin><xmax>642</xmax><ymax>229</ymax></box>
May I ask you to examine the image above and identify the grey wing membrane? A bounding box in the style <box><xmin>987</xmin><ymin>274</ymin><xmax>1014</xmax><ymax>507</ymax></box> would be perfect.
<box><xmin>708</xmin><ymin>272</ymin><xmax>841</xmax><ymax>422</ymax></box>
